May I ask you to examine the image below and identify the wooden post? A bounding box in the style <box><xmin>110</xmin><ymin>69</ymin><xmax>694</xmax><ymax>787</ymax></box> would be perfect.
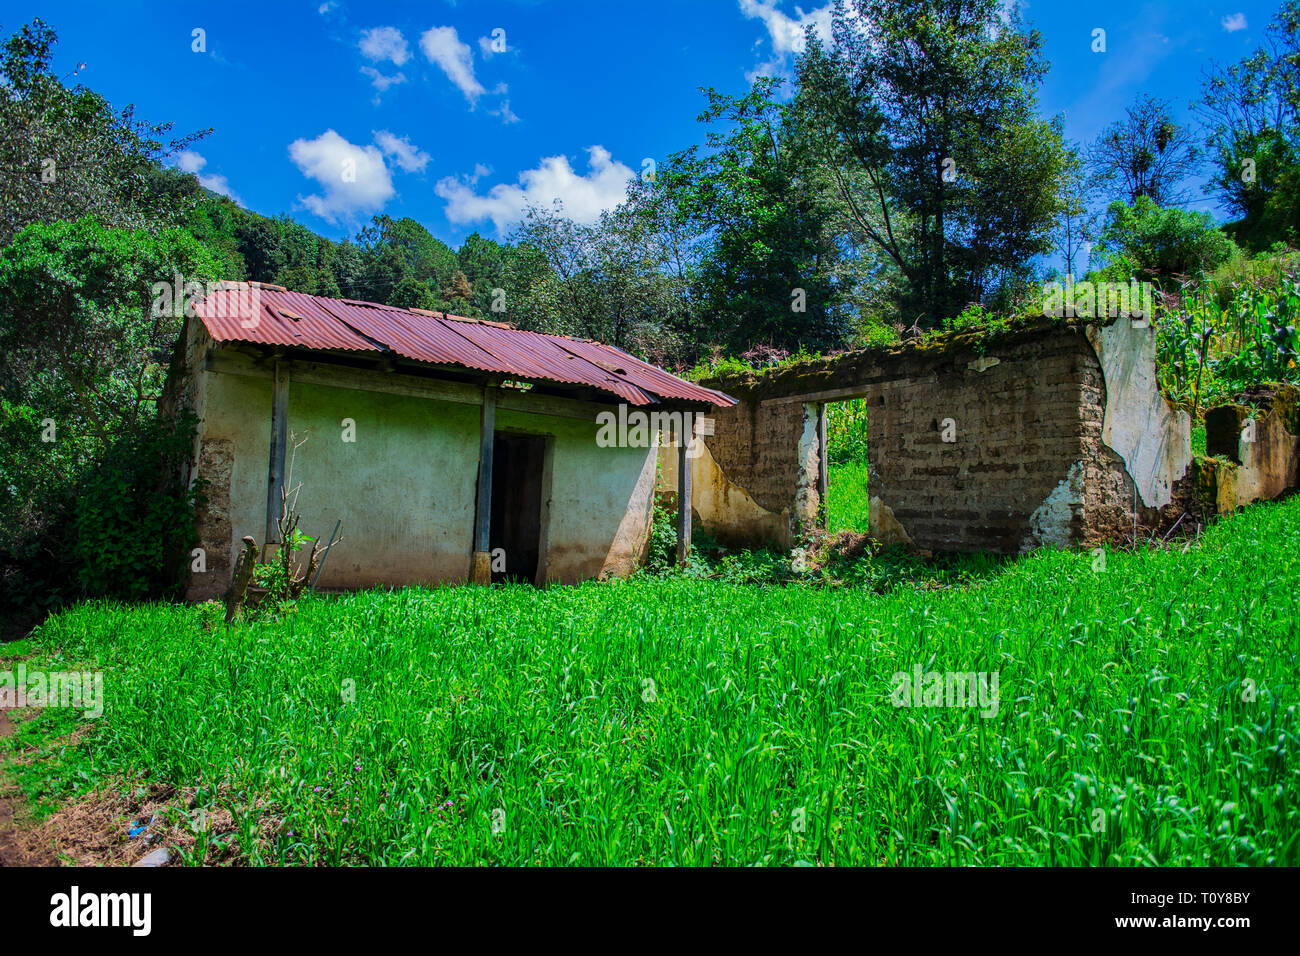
<box><xmin>676</xmin><ymin>420</ymin><xmax>692</xmax><ymax>567</ymax></box>
<box><xmin>471</xmin><ymin>385</ymin><xmax>497</xmax><ymax>584</ymax></box>
<box><xmin>223</xmin><ymin>536</ymin><xmax>260</xmax><ymax>623</ymax></box>
<box><xmin>817</xmin><ymin>402</ymin><xmax>828</xmax><ymax>525</ymax></box>
<box><xmin>265</xmin><ymin>359</ymin><xmax>289</xmax><ymax>546</ymax></box>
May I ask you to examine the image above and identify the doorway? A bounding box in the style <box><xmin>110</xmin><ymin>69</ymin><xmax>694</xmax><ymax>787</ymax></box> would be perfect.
<box><xmin>489</xmin><ymin>433</ymin><xmax>547</xmax><ymax>584</ymax></box>
<box><xmin>824</xmin><ymin>397</ymin><xmax>871</xmax><ymax>533</ymax></box>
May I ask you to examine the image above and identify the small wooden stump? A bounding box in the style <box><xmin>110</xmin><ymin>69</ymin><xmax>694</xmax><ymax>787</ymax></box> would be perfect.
<box><xmin>223</xmin><ymin>536</ymin><xmax>259</xmax><ymax>623</ymax></box>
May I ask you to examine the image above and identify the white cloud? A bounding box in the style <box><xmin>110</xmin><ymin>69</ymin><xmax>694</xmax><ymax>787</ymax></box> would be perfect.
<box><xmin>420</xmin><ymin>26</ymin><xmax>486</xmax><ymax>104</ymax></box>
<box><xmin>318</xmin><ymin>1</ymin><xmax>339</xmax><ymax>15</ymax></box>
<box><xmin>360</xmin><ymin>66</ymin><xmax>406</xmax><ymax>92</ymax></box>
<box><xmin>288</xmin><ymin>129</ymin><xmax>395</xmax><ymax>224</ymax></box>
<box><xmin>374</xmin><ymin>130</ymin><xmax>431</xmax><ymax>173</ymax></box>
<box><xmin>176</xmin><ymin>150</ymin><xmax>240</xmax><ymax>202</ymax></box>
<box><xmin>739</xmin><ymin>0</ymin><xmax>833</xmax><ymax>58</ymax></box>
<box><xmin>1221</xmin><ymin>12</ymin><xmax>1247</xmax><ymax>32</ymax></box>
<box><xmin>490</xmin><ymin>99</ymin><xmax>520</xmax><ymax>124</ymax></box>
<box><xmin>360</xmin><ymin>26</ymin><xmax>410</xmax><ymax>66</ymax></box>
<box><xmin>436</xmin><ymin>146</ymin><xmax>634</xmax><ymax>236</ymax></box>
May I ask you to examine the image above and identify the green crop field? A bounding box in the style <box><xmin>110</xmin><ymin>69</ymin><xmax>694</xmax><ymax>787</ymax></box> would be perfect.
<box><xmin>4</xmin><ymin>496</ymin><xmax>1298</xmax><ymax>866</ymax></box>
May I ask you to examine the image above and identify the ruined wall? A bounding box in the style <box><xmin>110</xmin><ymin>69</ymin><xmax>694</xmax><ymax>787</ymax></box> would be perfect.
<box><xmin>657</xmin><ymin>437</ymin><xmax>795</xmax><ymax>550</ymax></box>
<box><xmin>693</xmin><ymin>322</ymin><xmax>1111</xmax><ymax>553</ymax></box>
<box><xmin>688</xmin><ymin>318</ymin><xmax>1300</xmax><ymax>555</ymax></box>
<box><xmin>1198</xmin><ymin>386</ymin><xmax>1300</xmax><ymax>517</ymax></box>
<box><xmin>183</xmin><ymin>347</ymin><xmax>658</xmax><ymax>600</ymax></box>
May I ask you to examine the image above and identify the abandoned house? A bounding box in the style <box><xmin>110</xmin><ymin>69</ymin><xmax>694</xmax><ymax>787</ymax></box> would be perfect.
<box><xmin>662</xmin><ymin>316</ymin><xmax>1299</xmax><ymax>554</ymax></box>
<box><xmin>169</xmin><ymin>282</ymin><xmax>733</xmax><ymax>601</ymax></box>
<box><xmin>169</xmin><ymin>283</ymin><xmax>1299</xmax><ymax>602</ymax></box>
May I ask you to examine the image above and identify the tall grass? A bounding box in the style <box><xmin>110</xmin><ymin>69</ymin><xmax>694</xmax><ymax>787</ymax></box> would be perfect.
<box><xmin>826</xmin><ymin>398</ymin><xmax>871</xmax><ymax>534</ymax></box>
<box><xmin>825</xmin><ymin>398</ymin><xmax>869</xmax><ymax>466</ymax></box>
<box><xmin>7</xmin><ymin>497</ymin><xmax>1299</xmax><ymax>866</ymax></box>
<box><xmin>827</xmin><ymin>461</ymin><xmax>870</xmax><ymax>534</ymax></box>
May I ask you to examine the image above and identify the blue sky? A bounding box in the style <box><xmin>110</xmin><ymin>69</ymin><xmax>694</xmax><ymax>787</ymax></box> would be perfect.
<box><xmin>12</xmin><ymin>0</ymin><xmax>1288</xmax><ymax>246</ymax></box>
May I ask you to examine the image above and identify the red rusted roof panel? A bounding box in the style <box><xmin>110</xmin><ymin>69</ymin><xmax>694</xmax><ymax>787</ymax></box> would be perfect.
<box><xmin>196</xmin><ymin>283</ymin><xmax>735</xmax><ymax>407</ymax></box>
<box><xmin>197</xmin><ymin>286</ymin><xmax>383</xmax><ymax>352</ymax></box>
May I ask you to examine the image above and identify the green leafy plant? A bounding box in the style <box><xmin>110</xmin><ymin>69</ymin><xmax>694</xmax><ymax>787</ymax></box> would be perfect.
<box><xmin>72</xmin><ymin>412</ymin><xmax>205</xmax><ymax>602</ymax></box>
<box><xmin>1095</xmin><ymin>197</ymin><xmax>1238</xmax><ymax>280</ymax></box>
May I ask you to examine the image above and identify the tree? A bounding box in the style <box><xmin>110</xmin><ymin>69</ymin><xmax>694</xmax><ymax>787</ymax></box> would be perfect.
<box><xmin>1088</xmin><ymin>95</ymin><xmax>1200</xmax><ymax>208</ymax></box>
<box><xmin>0</xmin><ymin>19</ymin><xmax>208</xmax><ymax>245</ymax></box>
<box><xmin>1052</xmin><ymin>141</ymin><xmax>1097</xmax><ymax>277</ymax></box>
<box><xmin>662</xmin><ymin>78</ymin><xmax>845</xmax><ymax>352</ymax></box>
<box><xmin>0</xmin><ymin>218</ymin><xmax>219</xmax><ymax>441</ymax></box>
<box><xmin>0</xmin><ymin>219</ymin><xmax>218</xmax><ymax>599</ymax></box>
<box><xmin>797</xmin><ymin>0</ymin><xmax>1069</xmax><ymax>326</ymax></box>
<box><xmin>457</xmin><ymin>232</ymin><xmax>510</xmax><ymax>318</ymax></box>
<box><xmin>500</xmin><ymin>188</ymin><xmax>697</xmax><ymax>361</ymax></box>
<box><xmin>1094</xmin><ymin>197</ymin><xmax>1237</xmax><ymax>279</ymax></box>
<box><xmin>1196</xmin><ymin>1</ymin><xmax>1300</xmax><ymax>248</ymax></box>
<box><xmin>354</xmin><ymin>215</ymin><xmax>459</xmax><ymax>305</ymax></box>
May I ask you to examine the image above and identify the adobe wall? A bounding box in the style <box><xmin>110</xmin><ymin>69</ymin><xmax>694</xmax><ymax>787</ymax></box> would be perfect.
<box><xmin>697</xmin><ymin>321</ymin><xmax>1112</xmax><ymax>553</ymax></box>
<box><xmin>684</xmin><ymin>319</ymin><xmax>1296</xmax><ymax>555</ymax></box>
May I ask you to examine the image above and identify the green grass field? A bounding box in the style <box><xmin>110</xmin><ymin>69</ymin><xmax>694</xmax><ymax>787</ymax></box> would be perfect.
<box><xmin>827</xmin><ymin>460</ymin><xmax>871</xmax><ymax>534</ymax></box>
<box><xmin>4</xmin><ymin>496</ymin><xmax>1298</xmax><ymax>866</ymax></box>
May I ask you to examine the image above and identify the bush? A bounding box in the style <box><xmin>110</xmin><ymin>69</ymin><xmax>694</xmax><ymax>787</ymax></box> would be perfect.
<box><xmin>826</xmin><ymin>398</ymin><xmax>869</xmax><ymax>466</ymax></box>
<box><xmin>1096</xmin><ymin>197</ymin><xmax>1238</xmax><ymax>279</ymax></box>
<box><xmin>72</xmin><ymin>413</ymin><xmax>205</xmax><ymax>602</ymax></box>
<box><xmin>0</xmin><ymin>401</ymin><xmax>82</xmax><ymax>620</ymax></box>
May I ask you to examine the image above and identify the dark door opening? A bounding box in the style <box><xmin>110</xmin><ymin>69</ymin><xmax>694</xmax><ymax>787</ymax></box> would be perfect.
<box><xmin>489</xmin><ymin>433</ymin><xmax>546</xmax><ymax>584</ymax></box>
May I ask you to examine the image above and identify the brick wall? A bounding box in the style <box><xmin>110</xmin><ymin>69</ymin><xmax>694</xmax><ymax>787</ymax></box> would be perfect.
<box><xmin>699</xmin><ymin>321</ymin><xmax>1130</xmax><ymax>554</ymax></box>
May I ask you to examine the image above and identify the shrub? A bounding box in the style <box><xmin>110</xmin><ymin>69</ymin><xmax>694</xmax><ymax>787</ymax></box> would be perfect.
<box><xmin>1096</xmin><ymin>197</ymin><xmax>1238</xmax><ymax>279</ymax></box>
<box><xmin>72</xmin><ymin>413</ymin><xmax>205</xmax><ymax>602</ymax></box>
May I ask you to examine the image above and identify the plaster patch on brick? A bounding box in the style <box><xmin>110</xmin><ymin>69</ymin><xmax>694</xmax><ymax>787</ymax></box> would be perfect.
<box><xmin>1086</xmin><ymin>320</ymin><xmax>1191</xmax><ymax>508</ymax></box>
<box><xmin>869</xmin><ymin>496</ymin><xmax>914</xmax><ymax>547</ymax></box>
<box><xmin>1025</xmin><ymin>460</ymin><xmax>1085</xmax><ymax>550</ymax></box>
<box><xmin>791</xmin><ymin>402</ymin><xmax>822</xmax><ymax>533</ymax></box>
<box><xmin>660</xmin><ymin>438</ymin><xmax>791</xmax><ymax>549</ymax></box>
<box><xmin>1235</xmin><ymin>411</ymin><xmax>1300</xmax><ymax>504</ymax></box>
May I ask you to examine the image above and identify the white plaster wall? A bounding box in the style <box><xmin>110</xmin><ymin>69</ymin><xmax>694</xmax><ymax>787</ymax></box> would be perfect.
<box><xmin>1087</xmin><ymin>319</ymin><xmax>1192</xmax><ymax>508</ymax></box>
<box><xmin>194</xmin><ymin>359</ymin><xmax>656</xmax><ymax>592</ymax></box>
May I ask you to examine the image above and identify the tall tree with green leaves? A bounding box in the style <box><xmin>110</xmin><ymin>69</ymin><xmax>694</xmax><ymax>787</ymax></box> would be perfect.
<box><xmin>1195</xmin><ymin>0</ymin><xmax>1300</xmax><ymax>248</ymax></box>
<box><xmin>661</xmin><ymin>78</ymin><xmax>846</xmax><ymax>353</ymax></box>
<box><xmin>0</xmin><ymin>19</ymin><xmax>208</xmax><ymax>245</ymax></box>
<box><xmin>354</xmin><ymin>215</ymin><xmax>460</xmax><ymax>305</ymax></box>
<box><xmin>797</xmin><ymin>0</ymin><xmax>1069</xmax><ymax>326</ymax></box>
<box><xmin>0</xmin><ymin>219</ymin><xmax>218</xmax><ymax>603</ymax></box>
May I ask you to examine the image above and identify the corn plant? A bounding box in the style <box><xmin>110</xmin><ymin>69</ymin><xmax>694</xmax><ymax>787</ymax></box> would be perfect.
<box><xmin>826</xmin><ymin>398</ymin><xmax>869</xmax><ymax>466</ymax></box>
<box><xmin>1156</xmin><ymin>271</ymin><xmax>1300</xmax><ymax>410</ymax></box>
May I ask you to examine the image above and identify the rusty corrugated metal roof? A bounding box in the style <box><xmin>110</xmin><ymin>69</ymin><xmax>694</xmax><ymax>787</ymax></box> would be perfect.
<box><xmin>196</xmin><ymin>282</ymin><xmax>734</xmax><ymax>407</ymax></box>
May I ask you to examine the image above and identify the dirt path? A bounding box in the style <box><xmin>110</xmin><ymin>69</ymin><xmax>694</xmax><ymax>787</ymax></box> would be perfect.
<box><xmin>0</xmin><ymin>694</ymin><xmax>58</xmax><ymax>866</ymax></box>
